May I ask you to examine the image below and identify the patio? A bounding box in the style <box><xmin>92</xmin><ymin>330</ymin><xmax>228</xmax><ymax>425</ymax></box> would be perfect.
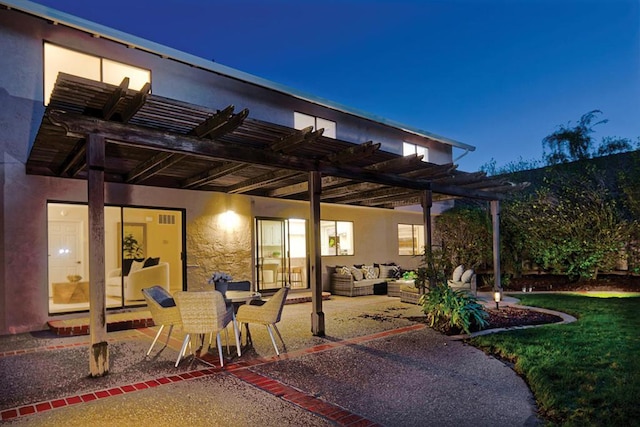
<box><xmin>1</xmin><ymin>295</ymin><xmax>540</xmax><ymax>425</ymax></box>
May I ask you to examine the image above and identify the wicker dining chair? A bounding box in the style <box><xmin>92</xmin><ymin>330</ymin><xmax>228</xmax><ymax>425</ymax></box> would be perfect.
<box><xmin>142</xmin><ymin>286</ymin><xmax>182</xmax><ymax>356</ymax></box>
<box><xmin>236</xmin><ymin>287</ymin><xmax>289</xmax><ymax>356</ymax></box>
<box><xmin>174</xmin><ymin>290</ymin><xmax>240</xmax><ymax>367</ymax></box>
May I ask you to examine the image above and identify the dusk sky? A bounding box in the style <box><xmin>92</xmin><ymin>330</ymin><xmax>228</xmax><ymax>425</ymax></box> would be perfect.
<box><xmin>33</xmin><ymin>0</ymin><xmax>639</xmax><ymax>172</ymax></box>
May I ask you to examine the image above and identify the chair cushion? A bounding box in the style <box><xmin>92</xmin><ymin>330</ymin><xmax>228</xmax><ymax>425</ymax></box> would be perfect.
<box><xmin>145</xmin><ymin>286</ymin><xmax>176</xmax><ymax>308</ymax></box>
<box><xmin>461</xmin><ymin>269</ymin><xmax>474</xmax><ymax>284</ymax></box>
<box><xmin>129</xmin><ymin>259</ymin><xmax>145</xmax><ymax>275</ymax></box>
<box><xmin>452</xmin><ymin>265</ymin><xmax>465</xmax><ymax>282</ymax></box>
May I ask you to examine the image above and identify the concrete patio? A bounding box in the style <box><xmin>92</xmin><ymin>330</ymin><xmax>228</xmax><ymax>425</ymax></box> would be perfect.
<box><xmin>0</xmin><ymin>294</ymin><xmax>544</xmax><ymax>426</ymax></box>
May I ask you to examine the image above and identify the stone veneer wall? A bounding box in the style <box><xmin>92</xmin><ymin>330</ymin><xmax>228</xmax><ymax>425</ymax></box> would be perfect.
<box><xmin>186</xmin><ymin>195</ymin><xmax>254</xmax><ymax>291</ymax></box>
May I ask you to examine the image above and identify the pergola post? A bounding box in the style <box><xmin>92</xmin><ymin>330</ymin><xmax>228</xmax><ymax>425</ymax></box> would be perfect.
<box><xmin>87</xmin><ymin>133</ymin><xmax>109</xmax><ymax>377</ymax></box>
<box><xmin>422</xmin><ymin>190</ymin><xmax>433</xmax><ymax>253</ymax></box>
<box><xmin>491</xmin><ymin>200</ymin><xmax>502</xmax><ymax>292</ymax></box>
<box><xmin>309</xmin><ymin>171</ymin><xmax>325</xmax><ymax>336</ymax></box>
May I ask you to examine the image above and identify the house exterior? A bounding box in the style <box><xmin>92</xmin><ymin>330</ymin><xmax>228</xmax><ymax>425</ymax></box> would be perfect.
<box><xmin>0</xmin><ymin>1</ymin><xmax>496</xmax><ymax>336</ymax></box>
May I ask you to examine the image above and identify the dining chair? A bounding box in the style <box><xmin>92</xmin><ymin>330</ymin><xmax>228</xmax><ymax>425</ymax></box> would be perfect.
<box><xmin>236</xmin><ymin>287</ymin><xmax>289</xmax><ymax>356</ymax></box>
<box><xmin>142</xmin><ymin>286</ymin><xmax>181</xmax><ymax>356</ymax></box>
<box><xmin>174</xmin><ymin>290</ymin><xmax>241</xmax><ymax>367</ymax></box>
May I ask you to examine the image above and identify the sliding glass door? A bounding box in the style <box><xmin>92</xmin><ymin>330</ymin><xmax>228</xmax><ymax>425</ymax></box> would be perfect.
<box><xmin>47</xmin><ymin>203</ymin><xmax>184</xmax><ymax>314</ymax></box>
<box><xmin>255</xmin><ymin>217</ymin><xmax>307</xmax><ymax>291</ymax></box>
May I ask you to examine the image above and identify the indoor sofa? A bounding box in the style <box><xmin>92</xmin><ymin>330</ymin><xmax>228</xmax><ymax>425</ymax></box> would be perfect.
<box><xmin>107</xmin><ymin>258</ymin><xmax>170</xmax><ymax>301</ymax></box>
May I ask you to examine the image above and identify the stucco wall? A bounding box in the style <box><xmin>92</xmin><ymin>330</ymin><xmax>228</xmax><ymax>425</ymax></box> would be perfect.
<box><xmin>0</xmin><ymin>7</ymin><xmax>447</xmax><ymax>334</ymax></box>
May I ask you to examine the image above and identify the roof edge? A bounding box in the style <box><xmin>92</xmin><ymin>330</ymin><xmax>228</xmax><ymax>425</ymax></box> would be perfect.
<box><xmin>2</xmin><ymin>0</ymin><xmax>475</xmax><ymax>151</ymax></box>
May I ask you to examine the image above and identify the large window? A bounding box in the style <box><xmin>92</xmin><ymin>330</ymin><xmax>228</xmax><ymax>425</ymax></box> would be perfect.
<box><xmin>321</xmin><ymin>220</ymin><xmax>354</xmax><ymax>256</ymax></box>
<box><xmin>44</xmin><ymin>43</ymin><xmax>151</xmax><ymax>105</ymax></box>
<box><xmin>398</xmin><ymin>223</ymin><xmax>424</xmax><ymax>256</ymax></box>
<box><xmin>294</xmin><ymin>112</ymin><xmax>336</xmax><ymax>139</ymax></box>
<box><xmin>403</xmin><ymin>142</ymin><xmax>429</xmax><ymax>162</ymax></box>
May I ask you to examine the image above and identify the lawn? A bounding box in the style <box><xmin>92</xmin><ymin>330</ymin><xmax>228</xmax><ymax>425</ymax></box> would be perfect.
<box><xmin>469</xmin><ymin>293</ymin><xmax>640</xmax><ymax>426</ymax></box>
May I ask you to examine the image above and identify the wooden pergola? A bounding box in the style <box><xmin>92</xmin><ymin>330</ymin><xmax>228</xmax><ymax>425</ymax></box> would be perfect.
<box><xmin>28</xmin><ymin>74</ymin><xmax>526</xmax><ymax>375</ymax></box>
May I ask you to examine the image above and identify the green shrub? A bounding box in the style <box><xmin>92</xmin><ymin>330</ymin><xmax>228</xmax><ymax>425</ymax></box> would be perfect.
<box><xmin>419</xmin><ymin>283</ymin><xmax>489</xmax><ymax>334</ymax></box>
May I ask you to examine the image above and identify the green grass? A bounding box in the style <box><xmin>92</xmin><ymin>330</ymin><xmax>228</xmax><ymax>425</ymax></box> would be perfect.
<box><xmin>470</xmin><ymin>294</ymin><xmax>640</xmax><ymax>426</ymax></box>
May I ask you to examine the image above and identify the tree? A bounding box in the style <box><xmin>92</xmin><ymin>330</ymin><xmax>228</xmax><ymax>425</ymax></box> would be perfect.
<box><xmin>543</xmin><ymin>110</ymin><xmax>633</xmax><ymax>165</ymax></box>
<box><xmin>433</xmin><ymin>206</ymin><xmax>493</xmax><ymax>269</ymax></box>
<box><xmin>503</xmin><ymin>166</ymin><xmax>629</xmax><ymax>280</ymax></box>
<box><xmin>543</xmin><ymin>110</ymin><xmax>607</xmax><ymax>164</ymax></box>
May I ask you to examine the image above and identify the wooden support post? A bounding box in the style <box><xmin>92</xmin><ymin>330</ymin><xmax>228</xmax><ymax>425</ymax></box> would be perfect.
<box><xmin>491</xmin><ymin>200</ymin><xmax>502</xmax><ymax>292</ymax></box>
<box><xmin>309</xmin><ymin>171</ymin><xmax>325</xmax><ymax>336</ymax></box>
<box><xmin>87</xmin><ymin>133</ymin><xmax>109</xmax><ymax>377</ymax></box>
<box><xmin>423</xmin><ymin>190</ymin><xmax>433</xmax><ymax>253</ymax></box>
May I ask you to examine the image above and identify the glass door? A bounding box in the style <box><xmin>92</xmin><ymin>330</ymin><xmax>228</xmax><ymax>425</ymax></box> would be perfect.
<box><xmin>255</xmin><ymin>218</ymin><xmax>307</xmax><ymax>291</ymax></box>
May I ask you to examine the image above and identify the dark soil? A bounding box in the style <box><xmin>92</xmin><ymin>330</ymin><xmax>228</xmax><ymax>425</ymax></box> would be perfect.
<box><xmin>408</xmin><ymin>306</ymin><xmax>563</xmax><ymax>336</ymax></box>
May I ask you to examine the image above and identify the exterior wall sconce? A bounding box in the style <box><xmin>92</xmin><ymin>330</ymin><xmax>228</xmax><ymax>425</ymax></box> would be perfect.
<box><xmin>220</xmin><ymin>210</ymin><xmax>239</xmax><ymax>230</ymax></box>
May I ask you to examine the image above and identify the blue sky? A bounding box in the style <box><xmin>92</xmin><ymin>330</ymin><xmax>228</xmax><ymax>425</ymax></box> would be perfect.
<box><xmin>33</xmin><ymin>0</ymin><xmax>639</xmax><ymax>172</ymax></box>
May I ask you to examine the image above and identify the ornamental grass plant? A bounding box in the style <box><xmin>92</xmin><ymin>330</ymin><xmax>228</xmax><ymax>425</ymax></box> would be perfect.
<box><xmin>419</xmin><ymin>282</ymin><xmax>488</xmax><ymax>335</ymax></box>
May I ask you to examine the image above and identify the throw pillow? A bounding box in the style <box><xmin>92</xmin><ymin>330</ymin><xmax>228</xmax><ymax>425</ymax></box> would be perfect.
<box><xmin>337</xmin><ymin>266</ymin><xmax>351</xmax><ymax>275</ymax></box>
<box><xmin>379</xmin><ymin>265</ymin><xmax>398</xmax><ymax>279</ymax></box>
<box><xmin>143</xmin><ymin>257</ymin><xmax>160</xmax><ymax>268</ymax></box>
<box><xmin>461</xmin><ymin>269</ymin><xmax>474</xmax><ymax>284</ymax></box>
<box><xmin>452</xmin><ymin>265</ymin><xmax>465</xmax><ymax>282</ymax></box>
<box><xmin>362</xmin><ymin>265</ymin><xmax>377</xmax><ymax>279</ymax></box>
<box><xmin>350</xmin><ymin>266</ymin><xmax>364</xmax><ymax>281</ymax></box>
<box><xmin>122</xmin><ymin>258</ymin><xmax>144</xmax><ymax>276</ymax></box>
<box><xmin>129</xmin><ymin>260</ymin><xmax>145</xmax><ymax>275</ymax></box>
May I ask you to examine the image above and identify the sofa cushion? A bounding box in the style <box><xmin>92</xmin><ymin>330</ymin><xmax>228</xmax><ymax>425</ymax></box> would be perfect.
<box><xmin>143</xmin><ymin>257</ymin><xmax>160</xmax><ymax>268</ymax></box>
<box><xmin>461</xmin><ymin>269</ymin><xmax>474</xmax><ymax>284</ymax></box>
<box><xmin>350</xmin><ymin>266</ymin><xmax>364</xmax><ymax>281</ymax></box>
<box><xmin>337</xmin><ymin>266</ymin><xmax>351</xmax><ymax>275</ymax></box>
<box><xmin>361</xmin><ymin>265</ymin><xmax>377</xmax><ymax>279</ymax></box>
<box><xmin>452</xmin><ymin>265</ymin><xmax>465</xmax><ymax>282</ymax></box>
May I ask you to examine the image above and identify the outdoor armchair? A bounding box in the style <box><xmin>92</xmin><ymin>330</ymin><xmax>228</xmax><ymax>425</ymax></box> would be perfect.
<box><xmin>174</xmin><ymin>290</ymin><xmax>241</xmax><ymax>368</ymax></box>
<box><xmin>142</xmin><ymin>286</ymin><xmax>181</xmax><ymax>356</ymax></box>
<box><xmin>236</xmin><ymin>286</ymin><xmax>289</xmax><ymax>356</ymax></box>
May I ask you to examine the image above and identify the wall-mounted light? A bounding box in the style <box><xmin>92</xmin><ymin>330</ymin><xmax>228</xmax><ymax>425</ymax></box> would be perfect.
<box><xmin>220</xmin><ymin>210</ymin><xmax>239</xmax><ymax>230</ymax></box>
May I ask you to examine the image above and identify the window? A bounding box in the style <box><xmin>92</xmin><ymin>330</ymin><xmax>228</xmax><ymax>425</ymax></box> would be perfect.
<box><xmin>44</xmin><ymin>43</ymin><xmax>151</xmax><ymax>105</ymax></box>
<box><xmin>294</xmin><ymin>112</ymin><xmax>336</xmax><ymax>139</ymax></box>
<box><xmin>321</xmin><ymin>220</ymin><xmax>354</xmax><ymax>255</ymax></box>
<box><xmin>403</xmin><ymin>142</ymin><xmax>429</xmax><ymax>162</ymax></box>
<box><xmin>398</xmin><ymin>224</ymin><xmax>424</xmax><ymax>256</ymax></box>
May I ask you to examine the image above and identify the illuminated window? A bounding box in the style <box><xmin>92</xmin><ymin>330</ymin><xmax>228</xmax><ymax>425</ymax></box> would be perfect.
<box><xmin>44</xmin><ymin>43</ymin><xmax>150</xmax><ymax>105</ymax></box>
<box><xmin>398</xmin><ymin>224</ymin><xmax>424</xmax><ymax>256</ymax></box>
<box><xmin>403</xmin><ymin>142</ymin><xmax>428</xmax><ymax>162</ymax></box>
<box><xmin>294</xmin><ymin>112</ymin><xmax>336</xmax><ymax>139</ymax></box>
<box><xmin>321</xmin><ymin>220</ymin><xmax>354</xmax><ymax>256</ymax></box>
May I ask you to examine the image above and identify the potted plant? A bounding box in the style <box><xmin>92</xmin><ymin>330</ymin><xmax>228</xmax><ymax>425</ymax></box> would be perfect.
<box><xmin>122</xmin><ymin>233</ymin><xmax>143</xmax><ymax>259</ymax></box>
